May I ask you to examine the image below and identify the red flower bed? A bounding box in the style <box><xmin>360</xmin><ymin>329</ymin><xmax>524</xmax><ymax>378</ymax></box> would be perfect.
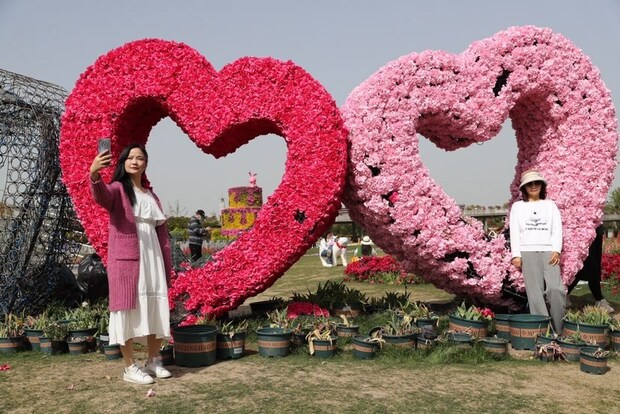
<box><xmin>602</xmin><ymin>253</ymin><xmax>620</xmax><ymax>295</ymax></box>
<box><xmin>343</xmin><ymin>256</ymin><xmax>417</xmax><ymax>285</ymax></box>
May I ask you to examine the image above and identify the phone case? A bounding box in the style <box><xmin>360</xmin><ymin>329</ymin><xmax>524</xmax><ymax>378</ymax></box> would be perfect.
<box><xmin>98</xmin><ymin>138</ymin><xmax>111</xmax><ymax>154</ymax></box>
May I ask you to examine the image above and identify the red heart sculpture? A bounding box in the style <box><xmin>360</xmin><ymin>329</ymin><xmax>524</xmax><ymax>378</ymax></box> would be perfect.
<box><xmin>342</xmin><ymin>26</ymin><xmax>618</xmax><ymax>307</ymax></box>
<box><xmin>60</xmin><ymin>40</ymin><xmax>348</xmax><ymax>317</ymax></box>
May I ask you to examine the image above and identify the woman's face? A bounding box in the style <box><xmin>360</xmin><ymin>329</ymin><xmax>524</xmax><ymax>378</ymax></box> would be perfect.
<box><xmin>124</xmin><ymin>147</ymin><xmax>147</xmax><ymax>179</ymax></box>
<box><xmin>525</xmin><ymin>180</ymin><xmax>542</xmax><ymax>200</ymax></box>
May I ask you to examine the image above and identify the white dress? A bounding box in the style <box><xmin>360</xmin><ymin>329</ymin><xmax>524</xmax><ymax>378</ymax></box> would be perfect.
<box><xmin>108</xmin><ymin>188</ymin><xmax>171</xmax><ymax>346</ymax></box>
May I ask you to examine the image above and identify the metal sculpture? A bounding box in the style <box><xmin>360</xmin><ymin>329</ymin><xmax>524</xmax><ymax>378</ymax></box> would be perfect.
<box><xmin>0</xmin><ymin>68</ymin><xmax>82</xmax><ymax>314</ymax></box>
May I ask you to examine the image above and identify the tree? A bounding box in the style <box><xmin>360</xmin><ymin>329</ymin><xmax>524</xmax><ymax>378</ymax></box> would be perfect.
<box><xmin>166</xmin><ymin>199</ymin><xmax>187</xmax><ymax>217</ymax></box>
<box><xmin>605</xmin><ymin>187</ymin><xmax>620</xmax><ymax>213</ymax></box>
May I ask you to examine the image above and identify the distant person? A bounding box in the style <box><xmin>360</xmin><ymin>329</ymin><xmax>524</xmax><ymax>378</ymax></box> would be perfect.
<box><xmin>567</xmin><ymin>224</ymin><xmax>614</xmax><ymax>313</ymax></box>
<box><xmin>90</xmin><ymin>143</ymin><xmax>172</xmax><ymax>385</ymax></box>
<box><xmin>188</xmin><ymin>210</ymin><xmax>207</xmax><ymax>262</ymax></box>
<box><xmin>509</xmin><ymin>170</ymin><xmax>565</xmax><ymax>334</ymax></box>
<box><xmin>353</xmin><ymin>236</ymin><xmax>377</xmax><ymax>259</ymax></box>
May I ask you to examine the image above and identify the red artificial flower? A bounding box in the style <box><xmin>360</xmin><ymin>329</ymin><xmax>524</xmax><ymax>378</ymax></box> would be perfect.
<box><xmin>286</xmin><ymin>301</ymin><xmax>330</xmax><ymax>319</ymax></box>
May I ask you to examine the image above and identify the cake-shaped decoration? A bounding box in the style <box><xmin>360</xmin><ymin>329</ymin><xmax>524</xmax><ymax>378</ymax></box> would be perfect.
<box><xmin>220</xmin><ymin>186</ymin><xmax>263</xmax><ymax>237</ymax></box>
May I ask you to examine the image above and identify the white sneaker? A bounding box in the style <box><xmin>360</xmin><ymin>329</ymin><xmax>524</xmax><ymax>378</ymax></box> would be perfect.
<box><xmin>123</xmin><ymin>363</ymin><xmax>154</xmax><ymax>385</ymax></box>
<box><xmin>146</xmin><ymin>358</ymin><xmax>172</xmax><ymax>379</ymax></box>
<box><xmin>595</xmin><ymin>299</ymin><xmax>614</xmax><ymax>313</ymax></box>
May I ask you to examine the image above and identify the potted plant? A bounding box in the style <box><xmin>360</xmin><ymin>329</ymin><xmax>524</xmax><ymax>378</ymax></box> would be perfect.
<box><xmin>556</xmin><ymin>331</ymin><xmax>588</xmax><ymax>362</ymax></box>
<box><xmin>400</xmin><ymin>300</ymin><xmax>438</xmax><ymax>328</ymax></box>
<box><xmin>256</xmin><ymin>308</ymin><xmax>292</xmax><ymax>357</ymax></box>
<box><xmin>66</xmin><ymin>303</ymin><xmax>99</xmax><ymax>352</ymax></box>
<box><xmin>564</xmin><ymin>306</ymin><xmax>611</xmax><ymax>348</ymax></box>
<box><xmin>216</xmin><ymin>319</ymin><xmax>249</xmax><ymax>360</ymax></box>
<box><xmin>336</xmin><ymin>314</ymin><xmax>360</xmax><ymax>338</ymax></box>
<box><xmin>67</xmin><ymin>336</ymin><xmax>89</xmax><ymax>355</ymax></box>
<box><xmin>305</xmin><ymin>316</ymin><xmax>338</xmax><ymax>358</ymax></box>
<box><xmin>352</xmin><ymin>334</ymin><xmax>385</xmax><ymax>359</ymax></box>
<box><xmin>290</xmin><ymin>320</ymin><xmax>311</xmax><ymax>348</ymax></box>
<box><xmin>416</xmin><ymin>324</ymin><xmax>439</xmax><ymax>350</ymax></box>
<box><xmin>159</xmin><ymin>340</ymin><xmax>174</xmax><ymax>366</ymax></box>
<box><xmin>96</xmin><ymin>311</ymin><xmax>110</xmax><ymax>353</ymax></box>
<box><xmin>24</xmin><ymin>312</ymin><xmax>50</xmax><ymax>352</ymax></box>
<box><xmin>0</xmin><ymin>313</ymin><xmax>25</xmax><ymax>353</ymax></box>
<box><xmin>535</xmin><ymin>341</ymin><xmax>566</xmax><ymax>363</ymax></box>
<box><xmin>448</xmin><ymin>301</ymin><xmax>493</xmax><ymax>338</ymax></box>
<box><xmin>535</xmin><ymin>325</ymin><xmax>556</xmax><ymax>348</ymax></box>
<box><xmin>446</xmin><ymin>331</ymin><xmax>474</xmax><ymax>348</ymax></box>
<box><xmin>41</xmin><ymin>322</ymin><xmax>69</xmax><ymax>355</ymax></box>
<box><xmin>103</xmin><ymin>342</ymin><xmax>122</xmax><ymax>360</ymax></box>
<box><xmin>480</xmin><ymin>335</ymin><xmax>509</xmax><ymax>356</ymax></box>
<box><xmin>491</xmin><ymin>313</ymin><xmax>512</xmax><ymax>341</ymax></box>
<box><xmin>372</xmin><ymin>312</ymin><xmax>417</xmax><ymax>348</ymax></box>
<box><xmin>509</xmin><ymin>313</ymin><xmax>552</xmax><ymax>350</ymax></box>
<box><xmin>172</xmin><ymin>315</ymin><xmax>219</xmax><ymax>367</ymax></box>
<box><xmin>580</xmin><ymin>346</ymin><xmax>610</xmax><ymax>375</ymax></box>
<box><xmin>610</xmin><ymin>318</ymin><xmax>620</xmax><ymax>352</ymax></box>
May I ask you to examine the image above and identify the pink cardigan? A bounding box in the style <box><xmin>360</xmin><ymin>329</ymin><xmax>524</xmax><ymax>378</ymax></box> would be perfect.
<box><xmin>90</xmin><ymin>178</ymin><xmax>172</xmax><ymax>311</ymax></box>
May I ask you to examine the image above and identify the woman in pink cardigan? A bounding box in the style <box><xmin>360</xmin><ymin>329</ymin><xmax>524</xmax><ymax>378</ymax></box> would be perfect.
<box><xmin>90</xmin><ymin>143</ymin><xmax>172</xmax><ymax>385</ymax></box>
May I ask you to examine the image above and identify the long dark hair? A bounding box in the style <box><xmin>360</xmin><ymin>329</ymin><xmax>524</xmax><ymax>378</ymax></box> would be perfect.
<box><xmin>111</xmin><ymin>143</ymin><xmax>148</xmax><ymax>206</ymax></box>
<box><xmin>520</xmin><ymin>181</ymin><xmax>547</xmax><ymax>201</ymax></box>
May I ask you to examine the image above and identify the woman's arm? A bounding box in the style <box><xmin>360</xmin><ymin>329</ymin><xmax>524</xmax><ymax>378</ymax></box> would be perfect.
<box><xmin>549</xmin><ymin>202</ymin><xmax>563</xmax><ymax>266</ymax></box>
<box><xmin>509</xmin><ymin>204</ymin><xmax>522</xmax><ymax>269</ymax></box>
<box><xmin>89</xmin><ymin>151</ymin><xmax>116</xmax><ymax>211</ymax></box>
<box><xmin>550</xmin><ymin>202</ymin><xmax>563</xmax><ymax>253</ymax></box>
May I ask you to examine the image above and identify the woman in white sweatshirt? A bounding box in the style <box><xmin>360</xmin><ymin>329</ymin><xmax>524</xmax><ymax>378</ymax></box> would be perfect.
<box><xmin>509</xmin><ymin>170</ymin><xmax>565</xmax><ymax>334</ymax></box>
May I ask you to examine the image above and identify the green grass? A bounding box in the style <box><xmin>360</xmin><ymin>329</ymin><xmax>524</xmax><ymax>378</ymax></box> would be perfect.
<box><xmin>247</xmin><ymin>248</ymin><xmax>454</xmax><ymax>304</ymax></box>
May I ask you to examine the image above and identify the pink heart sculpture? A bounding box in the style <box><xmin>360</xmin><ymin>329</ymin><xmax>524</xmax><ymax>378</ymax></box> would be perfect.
<box><xmin>342</xmin><ymin>26</ymin><xmax>618</xmax><ymax>307</ymax></box>
<box><xmin>60</xmin><ymin>40</ymin><xmax>348</xmax><ymax>318</ymax></box>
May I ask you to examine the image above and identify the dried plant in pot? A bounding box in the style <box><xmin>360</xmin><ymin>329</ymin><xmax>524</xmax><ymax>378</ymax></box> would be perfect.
<box><xmin>336</xmin><ymin>314</ymin><xmax>360</xmax><ymax>338</ymax></box>
<box><xmin>372</xmin><ymin>312</ymin><xmax>418</xmax><ymax>348</ymax></box>
<box><xmin>305</xmin><ymin>316</ymin><xmax>338</xmax><ymax>357</ymax></box>
<box><xmin>535</xmin><ymin>341</ymin><xmax>566</xmax><ymax>363</ymax></box>
<box><xmin>216</xmin><ymin>319</ymin><xmax>249</xmax><ymax>360</ymax></box>
<box><xmin>256</xmin><ymin>308</ymin><xmax>293</xmax><ymax>358</ymax></box>
<box><xmin>352</xmin><ymin>334</ymin><xmax>385</xmax><ymax>359</ymax></box>
<box><xmin>399</xmin><ymin>300</ymin><xmax>438</xmax><ymax>328</ymax></box>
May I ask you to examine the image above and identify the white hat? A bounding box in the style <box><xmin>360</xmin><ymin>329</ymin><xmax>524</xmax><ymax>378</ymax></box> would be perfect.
<box><xmin>361</xmin><ymin>236</ymin><xmax>372</xmax><ymax>245</ymax></box>
<box><xmin>519</xmin><ymin>170</ymin><xmax>547</xmax><ymax>189</ymax></box>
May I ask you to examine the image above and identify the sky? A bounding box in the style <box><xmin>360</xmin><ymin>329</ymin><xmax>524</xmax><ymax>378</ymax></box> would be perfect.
<box><xmin>1</xmin><ymin>0</ymin><xmax>619</xmax><ymax>217</ymax></box>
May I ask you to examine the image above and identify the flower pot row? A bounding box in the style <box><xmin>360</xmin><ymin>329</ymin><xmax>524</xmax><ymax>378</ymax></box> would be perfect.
<box><xmin>495</xmin><ymin>313</ymin><xmax>618</xmax><ymax>352</ymax></box>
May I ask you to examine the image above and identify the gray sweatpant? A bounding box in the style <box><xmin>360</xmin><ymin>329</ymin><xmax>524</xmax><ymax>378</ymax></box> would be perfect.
<box><xmin>521</xmin><ymin>251</ymin><xmax>566</xmax><ymax>334</ymax></box>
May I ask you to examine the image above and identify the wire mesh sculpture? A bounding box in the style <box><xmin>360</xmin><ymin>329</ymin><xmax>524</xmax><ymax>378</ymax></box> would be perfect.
<box><xmin>0</xmin><ymin>68</ymin><xmax>83</xmax><ymax>315</ymax></box>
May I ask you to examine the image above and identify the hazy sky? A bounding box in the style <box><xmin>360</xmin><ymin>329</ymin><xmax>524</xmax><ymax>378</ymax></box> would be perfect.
<box><xmin>1</xmin><ymin>0</ymin><xmax>619</xmax><ymax>217</ymax></box>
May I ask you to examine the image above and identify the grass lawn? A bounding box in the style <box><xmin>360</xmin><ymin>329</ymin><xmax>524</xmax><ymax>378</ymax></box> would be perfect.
<box><xmin>245</xmin><ymin>248</ymin><xmax>454</xmax><ymax>305</ymax></box>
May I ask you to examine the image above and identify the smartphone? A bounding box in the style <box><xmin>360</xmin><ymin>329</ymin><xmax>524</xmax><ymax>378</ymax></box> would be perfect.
<box><xmin>98</xmin><ymin>138</ymin><xmax>111</xmax><ymax>154</ymax></box>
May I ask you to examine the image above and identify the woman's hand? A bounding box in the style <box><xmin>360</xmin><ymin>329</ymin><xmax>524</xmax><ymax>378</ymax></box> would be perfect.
<box><xmin>549</xmin><ymin>251</ymin><xmax>561</xmax><ymax>266</ymax></box>
<box><xmin>511</xmin><ymin>257</ymin><xmax>522</xmax><ymax>269</ymax></box>
<box><xmin>90</xmin><ymin>151</ymin><xmax>112</xmax><ymax>181</ymax></box>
